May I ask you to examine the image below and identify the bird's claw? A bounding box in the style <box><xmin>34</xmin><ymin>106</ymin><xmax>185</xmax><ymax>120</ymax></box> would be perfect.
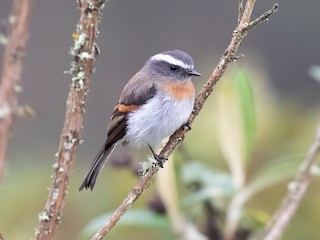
<box><xmin>184</xmin><ymin>122</ymin><xmax>192</xmax><ymax>130</ymax></box>
<box><xmin>153</xmin><ymin>154</ymin><xmax>168</xmax><ymax>168</ymax></box>
<box><xmin>148</xmin><ymin>144</ymin><xmax>167</xmax><ymax>168</ymax></box>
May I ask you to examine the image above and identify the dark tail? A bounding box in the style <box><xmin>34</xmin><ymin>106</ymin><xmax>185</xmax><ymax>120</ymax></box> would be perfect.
<box><xmin>79</xmin><ymin>143</ymin><xmax>116</xmax><ymax>191</ymax></box>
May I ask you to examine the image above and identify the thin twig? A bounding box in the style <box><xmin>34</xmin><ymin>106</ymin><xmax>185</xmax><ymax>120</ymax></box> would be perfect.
<box><xmin>238</xmin><ymin>0</ymin><xmax>244</xmax><ymax>23</ymax></box>
<box><xmin>259</xmin><ymin>123</ymin><xmax>320</xmax><ymax>240</ymax></box>
<box><xmin>35</xmin><ymin>1</ymin><xmax>106</xmax><ymax>239</ymax></box>
<box><xmin>0</xmin><ymin>0</ymin><xmax>34</xmax><ymax>184</ymax></box>
<box><xmin>246</xmin><ymin>3</ymin><xmax>279</xmax><ymax>30</ymax></box>
<box><xmin>90</xmin><ymin>1</ymin><xmax>278</xmax><ymax>239</ymax></box>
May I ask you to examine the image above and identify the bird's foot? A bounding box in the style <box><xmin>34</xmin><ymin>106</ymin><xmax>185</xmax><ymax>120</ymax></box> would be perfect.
<box><xmin>184</xmin><ymin>122</ymin><xmax>192</xmax><ymax>130</ymax></box>
<box><xmin>153</xmin><ymin>154</ymin><xmax>168</xmax><ymax>168</ymax></box>
<box><xmin>148</xmin><ymin>144</ymin><xmax>167</xmax><ymax>168</ymax></box>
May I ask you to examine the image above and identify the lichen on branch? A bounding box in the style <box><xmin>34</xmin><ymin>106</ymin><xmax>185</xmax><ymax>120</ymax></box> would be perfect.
<box><xmin>35</xmin><ymin>1</ymin><xmax>107</xmax><ymax>239</ymax></box>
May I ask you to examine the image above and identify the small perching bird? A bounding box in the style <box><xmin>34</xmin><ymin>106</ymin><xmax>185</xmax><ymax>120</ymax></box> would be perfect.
<box><xmin>79</xmin><ymin>49</ymin><xmax>201</xmax><ymax>191</ymax></box>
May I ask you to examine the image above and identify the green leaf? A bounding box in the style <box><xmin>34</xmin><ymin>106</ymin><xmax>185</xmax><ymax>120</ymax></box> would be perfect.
<box><xmin>223</xmin><ymin>154</ymin><xmax>303</xmax><ymax>231</ymax></box>
<box><xmin>245</xmin><ymin>154</ymin><xmax>303</xmax><ymax>199</ymax></box>
<box><xmin>216</xmin><ymin>79</ymin><xmax>246</xmax><ymax>188</ymax></box>
<box><xmin>245</xmin><ymin>208</ymin><xmax>271</xmax><ymax>226</ymax></box>
<box><xmin>82</xmin><ymin>209</ymin><xmax>170</xmax><ymax>236</ymax></box>
<box><xmin>215</xmin><ymin>70</ymin><xmax>256</xmax><ymax>189</ymax></box>
<box><xmin>181</xmin><ymin>186</ymin><xmax>228</xmax><ymax>209</ymax></box>
<box><xmin>181</xmin><ymin>162</ymin><xmax>235</xmax><ymax>198</ymax></box>
<box><xmin>232</xmin><ymin>70</ymin><xmax>256</xmax><ymax>164</ymax></box>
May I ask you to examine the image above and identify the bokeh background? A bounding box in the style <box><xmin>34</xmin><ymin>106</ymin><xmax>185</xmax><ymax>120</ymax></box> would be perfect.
<box><xmin>0</xmin><ymin>0</ymin><xmax>320</xmax><ymax>239</ymax></box>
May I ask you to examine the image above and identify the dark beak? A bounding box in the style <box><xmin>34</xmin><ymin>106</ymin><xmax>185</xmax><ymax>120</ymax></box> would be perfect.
<box><xmin>188</xmin><ymin>69</ymin><xmax>201</xmax><ymax>77</ymax></box>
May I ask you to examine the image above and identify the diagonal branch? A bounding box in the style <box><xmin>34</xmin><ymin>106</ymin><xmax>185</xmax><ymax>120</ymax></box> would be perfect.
<box><xmin>246</xmin><ymin>3</ymin><xmax>279</xmax><ymax>30</ymax></box>
<box><xmin>90</xmin><ymin>1</ymin><xmax>279</xmax><ymax>240</ymax></box>
<box><xmin>35</xmin><ymin>1</ymin><xmax>107</xmax><ymax>239</ymax></box>
<box><xmin>259</xmin><ymin>122</ymin><xmax>320</xmax><ymax>240</ymax></box>
<box><xmin>0</xmin><ymin>0</ymin><xmax>34</xmax><ymax>184</ymax></box>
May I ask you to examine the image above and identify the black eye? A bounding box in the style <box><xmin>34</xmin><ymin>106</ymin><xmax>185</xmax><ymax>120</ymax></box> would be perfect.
<box><xmin>170</xmin><ymin>65</ymin><xmax>177</xmax><ymax>71</ymax></box>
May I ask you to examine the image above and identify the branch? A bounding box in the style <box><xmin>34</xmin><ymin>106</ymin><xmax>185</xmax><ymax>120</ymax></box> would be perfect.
<box><xmin>0</xmin><ymin>0</ymin><xmax>34</xmax><ymax>184</ymax></box>
<box><xmin>246</xmin><ymin>3</ymin><xmax>279</xmax><ymax>30</ymax></box>
<box><xmin>90</xmin><ymin>1</ymin><xmax>279</xmax><ymax>240</ymax></box>
<box><xmin>259</xmin><ymin>122</ymin><xmax>320</xmax><ymax>240</ymax></box>
<box><xmin>238</xmin><ymin>0</ymin><xmax>244</xmax><ymax>23</ymax></box>
<box><xmin>35</xmin><ymin>1</ymin><xmax>107</xmax><ymax>239</ymax></box>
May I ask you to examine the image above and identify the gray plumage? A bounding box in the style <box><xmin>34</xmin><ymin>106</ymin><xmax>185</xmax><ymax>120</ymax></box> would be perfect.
<box><xmin>79</xmin><ymin>50</ymin><xmax>200</xmax><ymax>191</ymax></box>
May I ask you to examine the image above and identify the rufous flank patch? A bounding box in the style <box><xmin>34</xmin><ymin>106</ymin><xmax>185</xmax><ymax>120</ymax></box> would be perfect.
<box><xmin>117</xmin><ymin>104</ymin><xmax>139</xmax><ymax>112</ymax></box>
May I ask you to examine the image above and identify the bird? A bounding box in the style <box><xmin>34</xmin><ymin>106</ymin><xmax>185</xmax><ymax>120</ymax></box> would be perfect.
<box><xmin>79</xmin><ymin>49</ymin><xmax>201</xmax><ymax>191</ymax></box>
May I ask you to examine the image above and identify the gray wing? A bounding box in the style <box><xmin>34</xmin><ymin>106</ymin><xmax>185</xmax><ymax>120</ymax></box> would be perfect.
<box><xmin>119</xmin><ymin>71</ymin><xmax>157</xmax><ymax>106</ymax></box>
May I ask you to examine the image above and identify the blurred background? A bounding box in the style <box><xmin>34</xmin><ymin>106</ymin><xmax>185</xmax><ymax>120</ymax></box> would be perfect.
<box><xmin>0</xmin><ymin>0</ymin><xmax>320</xmax><ymax>239</ymax></box>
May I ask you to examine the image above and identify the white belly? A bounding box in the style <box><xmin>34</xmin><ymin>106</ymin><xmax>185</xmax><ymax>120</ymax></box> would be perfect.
<box><xmin>125</xmin><ymin>95</ymin><xmax>194</xmax><ymax>148</ymax></box>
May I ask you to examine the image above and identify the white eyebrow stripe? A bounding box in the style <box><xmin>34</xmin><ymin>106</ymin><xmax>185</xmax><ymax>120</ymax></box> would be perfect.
<box><xmin>151</xmin><ymin>54</ymin><xmax>193</xmax><ymax>69</ymax></box>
